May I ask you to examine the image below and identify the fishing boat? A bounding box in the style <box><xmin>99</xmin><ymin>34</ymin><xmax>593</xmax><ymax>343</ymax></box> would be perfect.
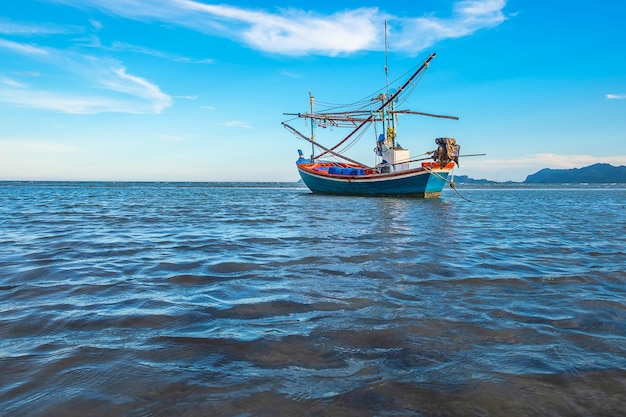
<box><xmin>282</xmin><ymin>52</ymin><xmax>462</xmax><ymax>198</ymax></box>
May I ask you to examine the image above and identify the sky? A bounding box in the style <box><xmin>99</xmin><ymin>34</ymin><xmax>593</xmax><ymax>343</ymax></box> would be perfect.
<box><xmin>0</xmin><ymin>0</ymin><xmax>625</xmax><ymax>182</ymax></box>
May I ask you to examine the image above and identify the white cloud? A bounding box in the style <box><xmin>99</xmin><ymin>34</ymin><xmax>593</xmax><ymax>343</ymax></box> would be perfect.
<box><xmin>531</xmin><ymin>153</ymin><xmax>626</xmax><ymax>168</ymax></box>
<box><xmin>393</xmin><ymin>0</ymin><xmax>506</xmax><ymax>52</ymax></box>
<box><xmin>606</xmin><ymin>94</ymin><xmax>626</xmax><ymax>100</ymax></box>
<box><xmin>219</xmin><ymin>120</ymin><xmax>252</xmax><ymax>129</ymax></box>
<box><xmin>0</xmin><ymin>38</ymin><xmax>49</xmax><ymax>55</ymax></box>
<box><xmin>89</xmin><ymin>18</ymin><xmax>103</xmax><ymax>31</ymax></box>
<box><xmin>0</xmin><ymin>19</ymin><xmax>83</xmax><ymax>35</ymax></box>
<box><xmin>462</xmin><ymin>153</ymin><xmax>626</xmax><ymax>181</ymax></box>
<box><xmin>0</xmin><ymin>38</ymin><xmax>172</xmax><ymax>114</ymax></box>
<box><xmin>106</xmin><ymin>66</ymin><xmax>171</xmax><ymax>113</ymax></box>
<box><xmin>468</xmin><ymin>153</ymin><xmax>626</xmax><ymax>170</ymax></box>
<box><xmin>1</xmin><ymin>76</ymin><xmax>26</xmax><ymax>88</ymax></box>
<box><xmin>0</xmin><ymin>1</ymin><xmax>507</xmax><ymax>114</ymax></box>
<box><xmin>221</xmin><ymin>6</ymin><xmax>380</xmax><ymax>56</ymax></box>
<box><xmin>0</xmin><ymin>88</ymin><xmax>152</xmax><ymax>114</ymax></box>
<box><xmin>45</xmin><ymin>0</ymin><xmax>508</xmax><ymax>56</ymax></box>
<box><xmin>159</xmin><ymin>134</ymin><xmax>192</xmax><ymax>141</ymax></box>
<box><xmin>281</xmin><ymin>71</ymin><xmax>302</xmax><ymax>79</ymax></box>
<box><xmin>110</xmin><ymin>41</ymin><xmax>213</xmax><ymax>63</ymax></box>
<box><xmin>0</xmin><ymin>139</ymin><xmax>80</xmax><ymax>153</ymax></box>
<box><xmin>0</xmin><ymin>61</ymin><xmax>171</xmax><ymax>114</ymax></box>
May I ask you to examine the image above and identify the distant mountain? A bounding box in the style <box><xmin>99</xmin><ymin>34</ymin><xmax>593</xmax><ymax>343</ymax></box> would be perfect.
<box><xmin>524</xmin><ymin>163</ymin><xmax>626</xmax><ymax>183</ymax></box>
<box><xmin>453</xmin><ymin>175</ymin><xmax>499</xmax><ymax>184</ymax></box>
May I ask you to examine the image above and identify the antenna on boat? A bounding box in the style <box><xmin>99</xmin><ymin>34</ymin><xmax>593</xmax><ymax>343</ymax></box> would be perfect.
<box><xmin>382</xmin><ymin>20</ymin><xmax>390</xmax><ymax>148</ymax></box>
<box><xmin>384</xmin><ymin>20</ymin><xmax>389</xmax><ymax>97</ymax></box>
<box><xmin>309</xmin><ymin>91</ymin><xmax>315</xmax><ymax>161</ymax></box>
<box><xmin>383</xmin><ymin>21</ymin><xmax>397</xmax><ymax>148</ymax></box>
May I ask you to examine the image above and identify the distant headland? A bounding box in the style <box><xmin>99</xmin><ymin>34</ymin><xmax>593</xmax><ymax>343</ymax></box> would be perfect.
<box><xmin>456</xmin><ymin>163</ymin><xmax>626</xmax><ymax>184</ymax></box>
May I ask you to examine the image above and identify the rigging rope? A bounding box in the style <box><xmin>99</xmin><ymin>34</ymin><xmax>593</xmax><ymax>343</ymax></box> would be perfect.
<box><xmin>422</xmin><ymin>165</ymin><xmax>473</xmax><ymax>203</ymax></box>
<box><xmin>314</xmin><ymin>65</ymin><xmax>428</xmax><ymax>116</ymax></box>
<box><xmin>314</xmin><ymin>53</ymin><xmax>436</xmax><ymax>160</ymax></box>
<box><xmin>334</xmin><ymin>122</ymin><xmax>372</xmax><ymax>155</ymax></box>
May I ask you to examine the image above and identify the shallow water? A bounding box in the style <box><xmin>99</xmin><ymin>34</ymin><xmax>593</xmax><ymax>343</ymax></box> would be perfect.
<box><xmin>1</xmin><ymin>182</ymin><xmax>625</xmax><ymax>416</ymax></box>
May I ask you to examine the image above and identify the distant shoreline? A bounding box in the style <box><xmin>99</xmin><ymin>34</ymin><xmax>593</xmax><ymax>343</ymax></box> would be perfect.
<box><xmin>1</xmin><ymin>180</ymin><xmax>625</xmax><ymax>190</ymax></box>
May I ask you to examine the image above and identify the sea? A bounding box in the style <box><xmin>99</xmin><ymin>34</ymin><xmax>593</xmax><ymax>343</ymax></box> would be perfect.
<box><xmin>1</xmin><ymin>181</ymin><xmax>625</xmax><ymax>417</ymax></box>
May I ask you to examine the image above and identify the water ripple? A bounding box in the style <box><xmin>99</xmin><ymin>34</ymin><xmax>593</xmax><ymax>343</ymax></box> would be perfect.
<box><xmin>1</xmin><ymin>183</ymin><xmax>625</xmax><ymax>416</ymax></box>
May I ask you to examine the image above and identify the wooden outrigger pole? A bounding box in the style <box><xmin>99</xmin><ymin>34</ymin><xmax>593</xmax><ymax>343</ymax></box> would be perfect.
<box><xmin>314</xmin><ymin>52</ymin><xmax>437</xmax><ymax>160</ymax></box>
<box><xmin>283</xmin><ymin>110</ymin><xmax>458</xmax><ymax>124</ymax></box>
<box><xmin>393</xmin><ymin>110</ymin><xmax>459</xmax><ymax>120</ymax></box>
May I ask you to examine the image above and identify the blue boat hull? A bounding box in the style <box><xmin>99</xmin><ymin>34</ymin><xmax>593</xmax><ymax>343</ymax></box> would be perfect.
<box><xmin>297</xmin><ymin>163</ymin><xmax>451</xmax><ymax>198</ymax></box>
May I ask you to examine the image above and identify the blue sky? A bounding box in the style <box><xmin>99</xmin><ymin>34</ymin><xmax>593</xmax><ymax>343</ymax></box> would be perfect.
<box><xmin>1</xmin><ymin>0</ymin><xmax>624</xmax><ymax>182</ymax></box>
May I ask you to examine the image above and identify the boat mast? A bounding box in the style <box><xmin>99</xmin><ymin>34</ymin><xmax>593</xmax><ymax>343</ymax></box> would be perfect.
<box><xmin>315</xmin><ymin>52</ymin><xmax>436</xmax><ymax>160</ymax></box>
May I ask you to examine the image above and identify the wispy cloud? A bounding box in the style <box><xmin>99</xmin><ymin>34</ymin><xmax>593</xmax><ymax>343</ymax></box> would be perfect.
<box><xmin>393</xmin><ymin>0</ymin><xmax>507</xmax><ymax>53</ymax></box>
<box><xmin>1</xmin><ymin>1</ymin><xmax>507</xmax><ymax>114</ymax></box>
<box><xmin>0</xmin><ymin>88</ymin><xmax>159</xmax><ymax>114</ymax></box>
<box><xmin>110</xmin><ymin>41</ymin><xmax>213</xmax><ymax>64</ymax></box>
<box><xmin>159</xmin><ymin>134</ymin><xmax>192</xmax><ymax>141</ymax></box>
<box><xmin>89</xmin><ymin>18</ymin><xmax>103</xmax><ymax>31</ymax></box>
<box><xmin>0</xmin><ymin>38</ymin><xmax>49</xmax><ymax>55</ymax></box>
<box><xmin>0</xmin><ymin>38</ymin><xmax>171</xmax><ymax>114</ymax></box>
<box><xmin>1</xmin><ymin>76</ymin><xmax>27</xmax><ymax>88</ymax></box>
<box><xmin>467</xmin><ymin>153</ymin><xmax>626</xmax><ymax>171</ymax></box>
<box><xmin>606</xmin><ymin>94</ymin><xmax>626</xmax><ymax>100</ymax></box>
<box><xmin>0</xmin><ymin>139</ymin><xmax>80</xmax><ymax>153</ymax></box>
<box><xmin>0</xmin><ymin>19</ymin><xmax>83</xmax><ymax>36</ymax></box>
<box><xmin>219</xmin><ymin>120</ymin><xmax>252</xmax><ymax>129</ymax></box>
<box><xmin>46</xmin><ymin>0</ymin><xmax>508</xmax><ymax>56</ymax></box>
<box><xmin>463</xmin><ymin>153</ymin><xmax>626</xmax><ymax>181</ymax></box>
<box><xmin>104</xmin><ymin>66</ymin><xmax>171</xmax><ymax>113</ymax></box>
<box><xmin>182</xmin><ymin>4</ymin><xmax>381</xmax><ymax>56</ymax></box>
<box><xmin>281</xmin><ymin>71</ymin><xmax>303</xmax><ymax>79</ymax></box>
<box><xmin>532</xmin><ymin>153</ymin><xmax>622</xmax><ymax>168</ymax></box>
